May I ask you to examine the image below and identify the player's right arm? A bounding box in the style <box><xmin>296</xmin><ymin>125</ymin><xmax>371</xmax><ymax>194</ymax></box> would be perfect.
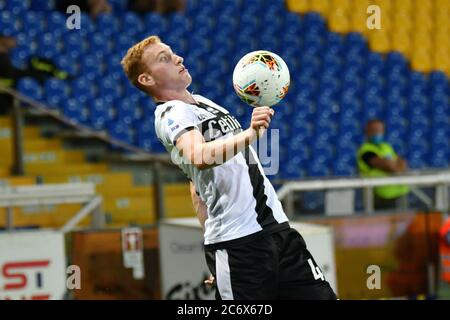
<box><xmin>175</xmin><ymin>106</ymin><xmax>274</xmax><ymax>170</ymax></box>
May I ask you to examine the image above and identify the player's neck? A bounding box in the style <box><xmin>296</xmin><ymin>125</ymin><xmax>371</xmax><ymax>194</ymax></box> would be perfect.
<box><xmin>154</xmin><ymin>89</ymin><xmax>196</xmax><ymax>105</ymax></box>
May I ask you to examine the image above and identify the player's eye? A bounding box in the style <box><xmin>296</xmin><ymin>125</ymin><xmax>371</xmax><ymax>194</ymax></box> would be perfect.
<box><xmin>160</xmin><ymin>54</ymin><xmax>170</xmax><ymax>62</ymax></box>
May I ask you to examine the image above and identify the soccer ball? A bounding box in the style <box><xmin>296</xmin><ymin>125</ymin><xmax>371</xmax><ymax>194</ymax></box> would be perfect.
<box><xmin>232</xmin><ymin>50</ymin><xmax>290</xmax><ymax>107</ymax></box>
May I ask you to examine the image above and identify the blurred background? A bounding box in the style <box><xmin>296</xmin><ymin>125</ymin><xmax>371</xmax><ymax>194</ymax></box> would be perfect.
<box><xmin>0</xmin><ymin>0</ymin><xmax>449</xmax><ymax>300</ymax></box>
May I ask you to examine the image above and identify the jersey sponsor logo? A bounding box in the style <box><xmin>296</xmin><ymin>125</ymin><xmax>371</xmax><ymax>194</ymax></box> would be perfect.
<box><xmin>202</xmin><ymin>114</ymin><xmax>242</xmax><ymax>141</ymax></box>
<box><xmin>195</xmin><ymin>102</ymin><xmax>242</xmax><ymax>141</ymax></box>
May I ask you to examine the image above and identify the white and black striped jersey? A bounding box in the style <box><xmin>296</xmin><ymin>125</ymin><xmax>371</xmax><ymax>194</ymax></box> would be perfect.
<box><xmin>154</xmin><ymin>94</ymin><xmax>289</xmax><ymax>250</ymax></box>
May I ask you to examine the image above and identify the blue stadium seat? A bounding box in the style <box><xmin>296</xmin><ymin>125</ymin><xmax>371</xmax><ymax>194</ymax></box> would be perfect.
<box><xmin>10</xmin><ymin>45</ymin><xmax>29</xmax><ymax>68</ymax></box>
<box><xmin>144</xmin><ymin>12</ymin><xmax>167</xmax><ymax>36</ymax></box>
<box><xmin>62</xmin><ymin>98</ymin><xmax>89</xmax><ymax>125</ymax></box>
<box><xmin>30</xmin><ymin>0</ymin><xmax>54</xmax><ymax>11</ymax></box>
<box><xmin>22</xmin><ymin>11</ymin><xmax>45</xmax><ymax>31</ymax></box>
<box><xmin>6</xmin><ymin>0</ymin><xmax>29</xmax><ymax>14</ymax></box>
<box><xmin>44</xmin><ymin>79</ymin><xmax>69</xmax><ymax>108</ymax></box>
<box><xmin>16</xmin><ymin>78</ymin><xmax>43</xmax><ymax>101</ymax></box>
<box><xmin>108</xmin><ymin>119</ymin><xmax>134</xmax><ymax>144</ymax></box>
<box><xmin>90</xmin><ymin>98</ymin><xmax>113</xmax><ymax>130</ymax></box>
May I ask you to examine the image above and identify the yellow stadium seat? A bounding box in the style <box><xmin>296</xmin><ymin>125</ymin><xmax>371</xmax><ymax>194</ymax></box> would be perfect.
<box><xmin>371</xmin><ymin>0</ymin><xmax>392</xmax><ymax>13</ymax></box>
<box><xmin>414</xmin><ymin>14</ymin><xmax>433</xmax><ymax>32</ymax></box>
<box><xmin>0</xmin><ymin>117</ymin><xmax>10</xmax><ymax>126</ymax></box>
<box><xmin>394</xmin><ymin>7</ymin><xmax>411</xmax><ymax>18</ymax></box>
<box><xmin>43</xmin><ymin>172</ymin><xmax>134</xmax><ymax>188</ymax></box>
<box><xmin>26</xmin><ymin>139</ymin><xmax>62</xmax><ymax>151</ymax></box>
<box><xmin>0</xmin><ymin>126</ymin><xmax>42</xmax><ymax>140</ymax></box>
<box><xmin>411</xmin><ymin>48</ymin><xmax>433</xmax><ymax>73</ymax></box>
<box><xmin>0</xmin><ymin>167</ymin><xmax>9</xmax><ymax>177</ymax></box>
<box><xmin>435</xmin><ymin>12</ymin><xmax>449</xmax><ymax>30</ymax></box>
<box><xmin>0</xmin><ymin>203</ymin><xmax>90</xmax><ymax>229</ymax></box>
<box><xmin>0</xmin><ymin>138</ymin><xmax>62</xmax><ymax>156</ymax></box>
<box><xmin>24</xmin><ymin>127</ymin><xmax>41</xmax><ymax>139</ymax></box>
<box><xmin>435</xmin><ymin>0</ymin><xmax>450</xmax><ymax>8</ymax></box>
<box><xmin>0</xmin><ymin>176</ymin><xmax>36</xmax><ymax>186</ymax></box>
<box><xmin>164</xmin><ymin>183</ymin><xmax>196</xmax><ymax>218</ymax></box>
<box><xmin>331</xmin><ymin>0</ymin><xmax>351</xmax><ymax>10</ymax></box>
<box><xmin>433</xmin><ymin>47</ymin><xmax>450</xmax><ymax>60</ymax></box>
<box><xmin>395</xmin><ymin>0</ymin><xmax>413</xmax><ymax>10</ymax></box>
<box><xmin>0</xmin><ymin>150</ymin><xmax>86</xmax><ymax>166</ymax></box>
<box><xmin>349</xmin><ymin>0</ymin><xmax>371</xmax><ymax>34</ymax></box>
<box><xmin>25</xmin><ymin>163</ymin><xmax>109</xmax><ymax>175</ymax></box>
<box><xmin>393</xmin><ymin>12</ymin><xmax>412</xmax><ymax>32</ymax></box>
<box><xmin>392</xmin><ymin>30</ymin><xmax>411</xmax><ymax>56</ymax></box>
<box><xmin>98</xmin><ymin>185</ymin><xmax>153</xmax><ymax>197</ymax></box>
<box><xmin>369</xmin><ymin>30</ymin><xmax>391</xmax><ymax>53</ymax></box>
<box><xmin>104</xmin><ymin>196</ymin><xmax>155</xmax><ymax>225</ymax></box>
<box><xmin>286</xmin><ymin>0</ymin><xmax>309</xmax><ymax>14</ymax></box>
<box><xmin>351</xmin><ymin>12</ymin><xmax>369</xmax><ymax>35</ymax></box>
<box><xmin>351</xmin><ymin>0</ymin><xmax>370</xmax><ymax>10</ymax></box>
<box><xmin>329</xmin><ymin>8</ymin><xmax>350</xmax><ymax>33</ymax></box>
<box><xmin>310</xmin><ymin>0</ymin><xmax>329</xmax><ymax>16</ymax></box>
<box><xmin>413</xmin><ymin>33</ymin><xmax>432</xmax><ymax>52</ymax></box>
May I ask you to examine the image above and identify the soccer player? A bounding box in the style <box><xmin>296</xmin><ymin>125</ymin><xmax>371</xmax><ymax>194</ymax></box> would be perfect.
<box><xmin>121</xmin><ymin>35</ymin><xmax>337</xmax><ymax>300</ymax></box>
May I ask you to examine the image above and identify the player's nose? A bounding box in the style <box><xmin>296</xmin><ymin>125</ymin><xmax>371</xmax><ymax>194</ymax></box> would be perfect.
<box><xmin>175</xmin><ymin>55</ymin><xmax>183</xmax><ymax>65</ymax></box>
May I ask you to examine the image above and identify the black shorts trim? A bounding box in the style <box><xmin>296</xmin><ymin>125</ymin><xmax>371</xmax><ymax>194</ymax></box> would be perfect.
<box><xmin>204</xmin><ymin>221</ymin><xmax>290</xmax><ymax>251</ymax></box>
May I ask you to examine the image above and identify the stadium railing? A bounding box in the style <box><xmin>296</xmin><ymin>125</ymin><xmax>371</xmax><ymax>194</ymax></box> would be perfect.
<box><xmin>278</xmin><ymin>170</ymin><xmax>450</xmax><ymax>216</ymax></box>
<box><xmin>0</xmin><ymin>182</ymin><xmax>104</xmax><ymax>232</ymax></box>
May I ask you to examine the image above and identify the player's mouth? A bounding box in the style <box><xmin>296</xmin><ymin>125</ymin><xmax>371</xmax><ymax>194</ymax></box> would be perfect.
<box><xmin>179</xmin><ymin>66</ymin><xmax>188</xmax><ymax>74</ymax></box>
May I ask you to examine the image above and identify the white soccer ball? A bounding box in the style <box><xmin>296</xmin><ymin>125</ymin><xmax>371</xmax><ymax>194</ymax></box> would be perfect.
<box><xmin>232</xmin><ymin>50</ymin><xmax>290</xmax><ymax>107</ymax></box>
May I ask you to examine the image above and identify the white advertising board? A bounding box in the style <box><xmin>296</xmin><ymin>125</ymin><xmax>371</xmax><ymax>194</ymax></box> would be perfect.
<box><xmin>0</xmin><ymin>230</ymin><xmax>67</xmax><ymax>300</ymax></box>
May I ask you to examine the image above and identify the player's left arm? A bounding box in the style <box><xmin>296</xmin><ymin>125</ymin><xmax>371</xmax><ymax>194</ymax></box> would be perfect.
<box><xmin>189</xmin><ymin>182</ymin><xmax>207</xmax><ymax>231</ymax></box>
<box><xmin>189</xmin><ymin>182</ymin><xmax>215</xmax><ymax>287</ymax></box>
<box><xmin>395</xmin><ymin>156</ymin><xmax>408</xmax><ymax>172</ymax></box>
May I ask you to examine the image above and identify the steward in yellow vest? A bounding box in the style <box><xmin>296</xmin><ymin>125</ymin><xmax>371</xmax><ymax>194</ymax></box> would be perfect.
<box><xmin>356</xmin><ymin>119</ymin><xmax>409</xmax><ymax>208</ymax></box>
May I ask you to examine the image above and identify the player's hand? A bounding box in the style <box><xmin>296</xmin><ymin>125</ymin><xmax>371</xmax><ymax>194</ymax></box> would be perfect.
<box><xmin>249</xmin><ymin>106</ymin><xmax>274</xmax><ymax>138</ymax></box>
<box><xmin>204</xmin><ymin>274</ymin><xmax>215</xmax><ymax>287</ymax></box>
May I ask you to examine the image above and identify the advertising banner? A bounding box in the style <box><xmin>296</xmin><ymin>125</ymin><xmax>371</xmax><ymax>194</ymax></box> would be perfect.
<box><xmin>0</xmin><ymin>230</ymin><xmax>66</xmax><ymax>300</ymax></box>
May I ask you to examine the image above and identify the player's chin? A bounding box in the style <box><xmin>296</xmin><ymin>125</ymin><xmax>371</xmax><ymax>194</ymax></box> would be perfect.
<box><xmin>183</xmin><ymin>72</ymin><xmax>193</xmax><ymax>85</ymax></box>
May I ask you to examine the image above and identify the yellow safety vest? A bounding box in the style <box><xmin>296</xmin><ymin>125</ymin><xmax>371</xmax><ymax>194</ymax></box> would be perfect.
<box><xmin>0</xmin><ymin>77</ymin><xmax>13</xmax><ymax>88</ymax></box>
<box><xmin>356</xmin><ymin>142</ymin><xmax>409</xmax><ymax>199</ymax></box>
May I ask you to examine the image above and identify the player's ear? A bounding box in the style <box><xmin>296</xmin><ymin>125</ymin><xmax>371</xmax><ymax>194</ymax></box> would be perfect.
<box><xmin>138</xmin><ymin>73</ymin><xmax>155</xmax><ymax>88</ymax></box>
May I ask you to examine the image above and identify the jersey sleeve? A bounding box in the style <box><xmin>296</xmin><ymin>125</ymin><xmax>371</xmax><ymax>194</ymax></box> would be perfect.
<box><xmin>156</xmin><ymin>101</ymin><xmax>199</xmax><ymax>146</ymax></box>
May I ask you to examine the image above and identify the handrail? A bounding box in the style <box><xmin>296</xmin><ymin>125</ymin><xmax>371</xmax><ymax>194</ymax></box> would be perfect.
<box><xmin>0</xmin><ymin>182</ymin><xmax>105</xmax><ymax>231</ymax></box>
<box><xmin>277</xmin><ymin>170</ymin><xmax>450</xmax><ymax>200</ymax></box>
<box><xmin>0</xmin><ymin>182</ymin><xmax>96</xmax><ymax>207</ymax></box>
<box><xmin>0</xmin><ymin>84</ymin><xmax>172</xmax><ymax>165</ymax></box>
<box><xmin>277</xmin><ymin>170</ymin><xmax>450</xmax><ymax>215</ymax></box>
